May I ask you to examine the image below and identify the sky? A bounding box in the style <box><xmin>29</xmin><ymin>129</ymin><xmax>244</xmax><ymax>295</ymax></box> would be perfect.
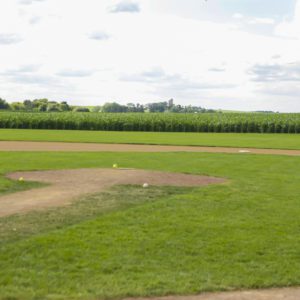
<box><xmin>0</xmin><ymin>0</ymin><xmax>300</xmax><ymax>112</ymax></box>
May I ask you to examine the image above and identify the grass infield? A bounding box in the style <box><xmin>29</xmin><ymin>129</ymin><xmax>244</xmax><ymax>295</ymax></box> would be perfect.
<box><xmin>0</xmin><ymin>152</ymin><xmax>299</xmax><ymax>299</ymax></box>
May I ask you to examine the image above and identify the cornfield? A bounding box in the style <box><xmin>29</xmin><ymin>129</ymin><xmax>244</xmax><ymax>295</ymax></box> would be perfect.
<box><xmin>0</xmin><ymin>111</ymin><xmax>300</xmax><ymax>133</ymax></box>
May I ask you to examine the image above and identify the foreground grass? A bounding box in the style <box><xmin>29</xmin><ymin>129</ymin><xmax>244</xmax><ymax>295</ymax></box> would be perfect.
<box><xmin>1</xmin><ymin>129</ymin><xmax>300</xmax><ymax>149</ymax></box>
<box><xmin>0</xmin><ymin>185</ymin><xmax>188</xmax><ymax>245</ymax></box>
<box><xmin>0</xmin><ymin>151</ymin><xmax>300</xmax><ymax>299</ymax></box>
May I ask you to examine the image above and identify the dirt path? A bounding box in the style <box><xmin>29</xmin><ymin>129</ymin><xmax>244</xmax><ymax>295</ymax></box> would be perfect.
<box><xmin>0</xmin><ymin>141</ymin><xmax>300</xmax><ymax>156</ymax></box>
<box><xmin>0</xmin><ymin>168</ymin><xmax>224</xmax><ymax>217</ymax></box>
<box><xmin>125</xmin><ymin>287</ymin><xmax>300</xmax><ymax>300</ymax></box>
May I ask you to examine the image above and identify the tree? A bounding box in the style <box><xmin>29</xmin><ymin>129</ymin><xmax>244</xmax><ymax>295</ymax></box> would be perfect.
<box><xmin>135</xmin><ymin>103</ymin><xmax>144</xmax><ymax>113</ymax></box>
<box><xmin>47</xmin><ymin>104</ymin><xmax>60</xmax><ymax>112</ymax></box>
<box><xmin>23</xmin><ymin>100</ymin><xmax>34</xmax><ymax>111</ymax></box>
<box><xmin>92</xmin><ymin>106</ymin><xmax>102</xmax><ymax>112</ymax></box>
<box><xmin>102</xmin><ymin>102</ymin><xmax>128</xmax><ymax>113</ymax></box>
<box><xmin>126</xmin><ymin>103</ymin><xmax>145</xmax><ymax>113</ymax></box>
<box><xmin>169</xmin><ymin>105</ymin><xmax>183</xmax><ymax>113</ymax></box>
<box><xmin>126</xmin><ymin>103</ymin><xmax>136</xmax><ymax>112</ymax></box>
<box><xmin>73</xmin><ymin>107</ymin><xmax>90</xmax><ymax>112</ymax></box>
<box><xmin>38</xmin><ymin>103</ymin><xmax>48</xmax><ymax>112</ymax></box>
<box><xmin>10</xmin><ymin>102</ymin><xmax>24</xmax><ymax>111</ymax></box>
<box><xmin>147</xmin><ymin>102</ymin><xmax>168</xmax><ymax>113</ymax></box>
<box><xmin>0</xmin><ymin>98</ymin><xmax>9</xmax><ymax>110</ymax></box>
<box><xmin>59</xmin><ymin>101</ymin><xmax>71</xmax><ymax>111</ymax></box>
<box><xmin>31</xmin><ymin>99</ymin><xmax>48</xmax><ymax>111</ymax></box>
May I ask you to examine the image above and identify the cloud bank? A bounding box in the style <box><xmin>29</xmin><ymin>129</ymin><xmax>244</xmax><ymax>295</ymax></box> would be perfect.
<box><xmin>109</xmin><ymin>1</ymin><xmax>140</xmax><ymax>13</ymax></box>
<box><xmin>0</xmin><ymin>0</ymin><xmax>299</xmax><ymax>112</ymax></box>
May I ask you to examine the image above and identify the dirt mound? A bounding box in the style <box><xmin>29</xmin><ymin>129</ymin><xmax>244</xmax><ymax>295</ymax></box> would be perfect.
<box><xmin>0</xmin><ymin>168</ymin><xmax>224</xmax><ymax>217</ymax></box>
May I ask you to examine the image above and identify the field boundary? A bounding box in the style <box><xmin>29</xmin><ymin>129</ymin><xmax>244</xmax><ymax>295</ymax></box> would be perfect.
<box><xmin>1</xmin><ymin>141</ymin><xmax>300</xmax><ymax>156</ymax></box>
<box><xmin>1</xmin><ymin>138</ymin><xmax>300</xmax><ymax>151</ymax></box>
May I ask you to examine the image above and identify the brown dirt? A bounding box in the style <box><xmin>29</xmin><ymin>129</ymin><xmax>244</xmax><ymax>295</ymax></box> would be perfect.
<box><xmin>0</xmin><ymin>141</ymin><xmax>300</xmax><ymax>156</ymax></box>
<box><xmin>125</xmin><ymin>287</ymin><xmax>300</xmax><ymax>300</ymax></box>
<box><xmin>0</xmin><ymin>168</ymin><xmax>224</xmax><ymax>217</ymax></box>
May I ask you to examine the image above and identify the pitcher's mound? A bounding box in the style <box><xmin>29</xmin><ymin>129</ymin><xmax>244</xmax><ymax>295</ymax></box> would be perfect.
<box><xmin>1</xmin><ymin>168</ymin><xmax>225</xmax><ymax>217</ymax></box>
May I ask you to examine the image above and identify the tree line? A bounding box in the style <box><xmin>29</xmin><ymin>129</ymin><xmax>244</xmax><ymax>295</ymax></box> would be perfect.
<box><xmin>0</xmin><ymin>98</ymin><xmax>216</xmax><ymax>113</ymax></box>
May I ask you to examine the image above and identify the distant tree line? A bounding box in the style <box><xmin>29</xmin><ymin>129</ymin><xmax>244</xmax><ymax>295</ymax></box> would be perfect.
<box><xmin>97</xmin><ymin>99</ymin><xmax>217</xmax><ymax>113</ymax></box>
<box><xmin>0</xmin><ymin>97</ymin><xmax>217</xmax><ymax>113</ymax></box>
<box><xmin>0</xmin><ymin>98</ymin><xmax>72</xmax><ymax>112</ymax></box>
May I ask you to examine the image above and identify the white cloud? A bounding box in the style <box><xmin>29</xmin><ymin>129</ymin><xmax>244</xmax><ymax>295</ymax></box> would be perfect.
<box><xmin>233</xmin><ymin>13</ymin><xmax>244</xmax><ymax>19</ymax></box>
<box><xmin>0</xmin><ymin>0</ymin><xmax>299</xmax><ymax>111</ymax></box>
<box><xmin>29</xmin><ymin>16</ymin><xmax>42</xmax><ymax>24</ymax></box>
<box><xmin>248</xmin><ymin>17</ymin><xmax>275</xmax><ymax>25</ymax></box>
<box><xmin>109</xmin><ymin>1</ymin><xmax>140</xmax><ymax>13</ymax></box>
<box><xmin>0</xmin><ymin>34</ymin><xmax>22</xmax><ymax>45</ymax></box>
<box><xmin>18</xmin><ymin>0</ymin><xmax>46</xmax><ymax>5</ymax></box>
<box><xmin>89</xmin><ymin>31</ymin><xmax>110</xmax><ymax>41</ymax></box>
<box><xmin>276</xmin><ymin>0</ymin><xmax>300</xmax><ymax>38</ymax></box>
<box><xmin>2</xmin><ymin>65</ymin><xmax>40</xmax><ymax>75</ymax></box>
<box><xmin>57</xmin><ymin>69</ymin><xmax>95</xmax><ymax>78</ymax></box>
<box><xmin>249</xmin><ymin>62</ymin><xmax>300</xmax><ymax>82</ymax></box>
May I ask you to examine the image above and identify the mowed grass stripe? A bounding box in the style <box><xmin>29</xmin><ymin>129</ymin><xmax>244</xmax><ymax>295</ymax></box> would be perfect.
<box><xmin>1</xmin><ymin>129</ymin><xmax>300</xmax><ymax>150</ymax></box>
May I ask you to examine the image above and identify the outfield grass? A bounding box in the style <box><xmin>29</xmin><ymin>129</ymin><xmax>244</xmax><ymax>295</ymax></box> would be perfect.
<box><xmin>1</xmin><ymin>129</ymin><xmax>300</xmax><ymax>149</ymax></box>
<box><xmin>0</xmin><ymin>151</ymin><xmax>300</xmax><ymax>299</ymax></box>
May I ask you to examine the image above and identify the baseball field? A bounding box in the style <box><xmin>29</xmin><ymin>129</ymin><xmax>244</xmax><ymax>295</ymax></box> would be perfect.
<box><xmin>0</xmin><ymin>129</ymin><xmax>300</xmax><ymax>300</ymax></box>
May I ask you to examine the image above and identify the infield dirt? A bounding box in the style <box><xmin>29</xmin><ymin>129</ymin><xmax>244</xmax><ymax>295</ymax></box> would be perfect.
<box><xmin>0</xmin><ymin>141</ymin><xmax>300</xmax><ymax>156</ymax></box>
<box><xmin>0</xmin><ymin>168</ymin><xmax>224</xmax><ymax>217</ymax></box>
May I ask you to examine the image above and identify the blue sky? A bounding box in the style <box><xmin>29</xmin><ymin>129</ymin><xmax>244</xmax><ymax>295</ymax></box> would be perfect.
<box><xmin>0</xmin><ymin>0</ymin><xmax>300</xmax><ymax>111</ymax></box>
<box><xmin>218</xmin><ymin>0</ymin><xmax>296</xmax><ymax>18</ymax></box>
<box><xmin>148</xmin><ymin>0</ymin><xmax>297</xmax><ymax>23</ymax></box>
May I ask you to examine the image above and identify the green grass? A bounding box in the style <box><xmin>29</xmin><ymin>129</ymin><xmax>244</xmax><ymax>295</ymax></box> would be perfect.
<box><xmin>0</xmin><ymin>176</ymin><xmax>45</xmax><ymax>196</ymax></box>
<box><xmin>0</xmin><ymin>185</ymin><xmax>188</xmax><ymax>245</ymax></box>
<box><xmin>0</xmin><ymin>151</ymin><xmax>300</xmax><ymax>299</ymax></box>
<box><xmin>1</xmin><ymin>129</ymin><xmax>300</xmax><ymax>149</ymax></box>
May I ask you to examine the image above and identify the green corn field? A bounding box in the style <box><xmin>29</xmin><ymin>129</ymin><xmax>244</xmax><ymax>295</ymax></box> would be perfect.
<box><xmin>0</xmin><ymin>111</ymin><xmax>300</xmax><ymax>133</ymax></box>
